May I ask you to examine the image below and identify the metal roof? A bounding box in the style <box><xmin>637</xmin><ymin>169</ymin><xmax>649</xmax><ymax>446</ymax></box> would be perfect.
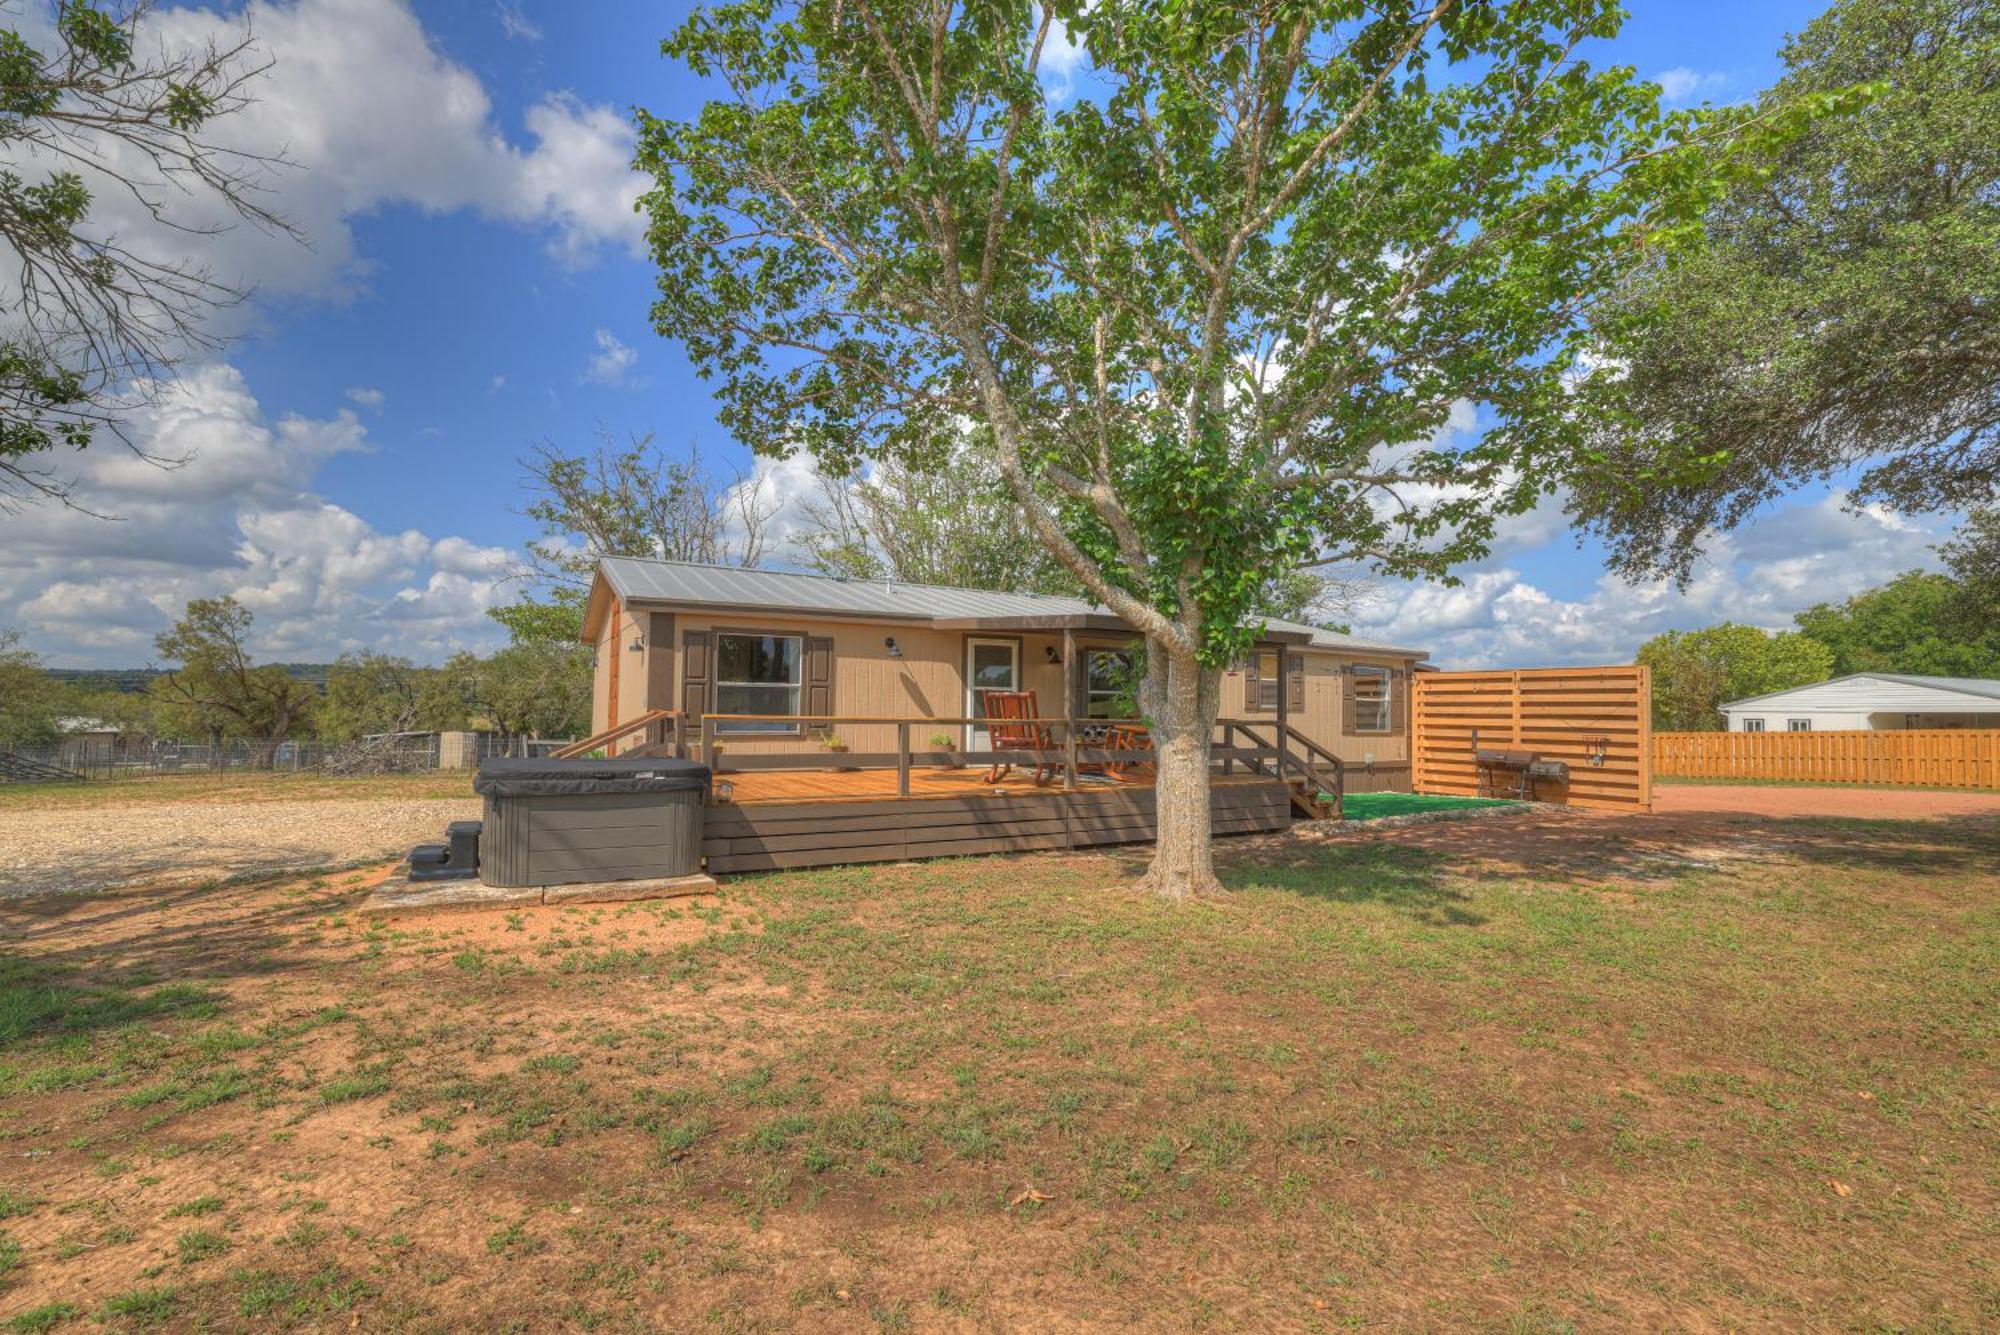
<box><xmin>1721</xmin><ymin>672</ymin><xmax>2000</xmax><ymax>710</ymax></box>
<box><xmin>596</xmin><ymin>556</ymin><xmax>1428</xmax><ymax>658</ymax></box>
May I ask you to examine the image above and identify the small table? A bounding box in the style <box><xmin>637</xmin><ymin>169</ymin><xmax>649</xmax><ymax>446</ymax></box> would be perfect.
<box><xmin>1103</xmin><ymin>723</ymin><xmax>1152</xmax><ymax>781</ymax></box>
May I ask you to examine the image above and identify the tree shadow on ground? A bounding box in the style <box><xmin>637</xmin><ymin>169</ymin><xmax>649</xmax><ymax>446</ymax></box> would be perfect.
<box><xmin>1220</xmin><ymin>841</ymin><xmax>1487</xmax><ymax>927</ymax></box>
<box><xmin>0</xmin><ymin>864</ymin><xmax>385</xmax><ymax>1005</ymax></box>
<box><xmin>1264</xmin><ymin>809</ymin><xmax>2000</xmax><ymax>898</ymax></box>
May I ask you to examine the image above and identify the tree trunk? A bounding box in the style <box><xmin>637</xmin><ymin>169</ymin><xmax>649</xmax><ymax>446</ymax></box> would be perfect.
<box><xmin>1137</xmin><ymin>638</ymin><xmax>1224</xmax><ymax>899</ymax></box>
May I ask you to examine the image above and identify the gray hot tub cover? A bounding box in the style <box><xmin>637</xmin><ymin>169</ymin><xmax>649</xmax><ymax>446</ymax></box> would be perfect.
<box><xmin>473</xmin><ymin>756</ymin><xmax>710</xmax><ymax>797</ymax></box>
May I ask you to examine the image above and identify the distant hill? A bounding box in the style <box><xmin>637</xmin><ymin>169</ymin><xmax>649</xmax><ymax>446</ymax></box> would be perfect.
<box><xmin>49</xmin><ymin>663</ymin><xmax>334</xmax><ymax>694</ymax></box>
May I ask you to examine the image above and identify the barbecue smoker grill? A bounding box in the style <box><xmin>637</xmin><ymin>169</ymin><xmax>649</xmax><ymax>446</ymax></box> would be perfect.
<box><xmin>1475</xmin><ymin>750</ymin><xmax>1570</xmax><ymax>801</ymax></box>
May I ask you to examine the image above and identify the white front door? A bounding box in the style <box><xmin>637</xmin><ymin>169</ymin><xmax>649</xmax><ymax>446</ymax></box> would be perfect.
<box><xmin>965</xmin><ymin>637</ymin><xmax>1020</xmax><ymax>750</ymax></box>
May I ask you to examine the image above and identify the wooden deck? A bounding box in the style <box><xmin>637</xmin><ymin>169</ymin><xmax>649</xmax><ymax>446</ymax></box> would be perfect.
<box><xmin>702</xmin><ymin>769</ymin><xmax>1292</xmax><ymax>874</ymax></box>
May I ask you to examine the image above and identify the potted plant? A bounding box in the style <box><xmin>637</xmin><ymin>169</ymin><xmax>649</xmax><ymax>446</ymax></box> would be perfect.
<box><xmin>929</xmin><ymin>731</ymin><xmax>960</xmax><ymax>770</ymax></box>
<box><xmin>816</xmin><ymin>731</ymin><xmax>856</xmax><ymax>771</ymax></box>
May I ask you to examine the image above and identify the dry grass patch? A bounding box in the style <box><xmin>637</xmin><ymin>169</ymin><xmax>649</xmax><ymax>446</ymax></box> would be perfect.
<box><xmin>0</xmin><ymin>810</ymin><xmax>1994</xmax><ymax>1331</ymax></box>
<box><xmin>0</xmin><ymin>770</ymin><xmax>473</xmax><ymax>813</ymax></box>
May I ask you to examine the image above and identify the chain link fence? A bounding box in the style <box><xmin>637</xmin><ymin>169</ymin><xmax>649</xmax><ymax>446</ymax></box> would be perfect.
<box><xmin>0</xmin><ymin>732</ymin><xmax>572</xmax><ymax>784</ymax></box>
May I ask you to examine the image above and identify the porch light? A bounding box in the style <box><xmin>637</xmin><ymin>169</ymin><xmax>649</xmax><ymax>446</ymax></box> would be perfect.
<box><xmin>884</xmin><ymin>636</ymin><xmax>903</xmax><ymax>658</ymax></box>
<box><xmin>1045</xmin><ymin>645</ymin><xmax>1061</xmax><ymax>665</ymax></box>
<box><xmin>628</xmin><ymin>637</ymin><xmax>644</xmax><ymax>652</ymax></box>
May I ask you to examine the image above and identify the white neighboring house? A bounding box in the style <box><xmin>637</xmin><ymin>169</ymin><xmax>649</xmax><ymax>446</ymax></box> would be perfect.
<box><xmin>1720</xmin><ymin>674</ymin><xmax>2000</xmax><ymax>733</ymax></box>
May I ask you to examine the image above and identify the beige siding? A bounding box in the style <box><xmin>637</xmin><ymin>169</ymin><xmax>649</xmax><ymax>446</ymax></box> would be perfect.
<box><xmin>615</xmin><ymin>605</ymin><xmax>648</xmax><ymax>726</ymax></box>
<box><xmin>590</xmin><ymin>614</ymin><xmax>615</xmax><ymax>736</ymax></box>
<box><xmin>603</xmin><ymin>604</ymin><xmax>1418</xmax><ymax>781</ymax></box>
<box><xmin>587</xmin><ymin>602</ymin><xmax>655</xmax><ymax>745</ymax></box>
<box><xmin>643</xmin><ymin>614</ymin><xmax>1073</xmax><ymax>755</ymax></box>
<box><xmin>1289</xmin><ymin>650</ymin><xmax>1411</xmax><ymax>766</ymax></box>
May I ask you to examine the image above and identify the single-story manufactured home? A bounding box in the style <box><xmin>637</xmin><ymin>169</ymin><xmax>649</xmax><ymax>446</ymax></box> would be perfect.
<box><xmin>577</xmin><ymin>556</ymin><xmax>1429</xmax><ymax>795</ymax></box>
<box><xmin>1721</xmin><ymin>673</ymin><xmax>2000</xmax><ymax>732</ymax></box>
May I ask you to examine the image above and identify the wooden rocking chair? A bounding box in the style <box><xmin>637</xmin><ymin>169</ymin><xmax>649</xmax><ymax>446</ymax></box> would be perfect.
<box><xmin>977</xmin><ymin>689</ymin><xmax>1057</xmax><ymax>787</ymax></box>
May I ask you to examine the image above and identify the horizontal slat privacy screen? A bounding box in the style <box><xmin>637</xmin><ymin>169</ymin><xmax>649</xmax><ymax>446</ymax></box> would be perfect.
<box><xmin>1654</xmin><ymin>729</ymin><xmax>2000</xmax><ymax>790</ymax></box>
<box><xmin>1412</xmin><ymin>666</ymin><xmax>1652</xmax><ymax>812</ymax></box>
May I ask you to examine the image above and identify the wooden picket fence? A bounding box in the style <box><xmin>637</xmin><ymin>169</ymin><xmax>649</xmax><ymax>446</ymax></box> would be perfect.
<box><xmin>1412</xmin><ymin>665</ymin><xmax>1651</xmax><ymax>812</ymax></box>
<box><xmin>1653</xmin><ymin>729</ymin><xmax>2000</xmax><ymax>790</ymax></box>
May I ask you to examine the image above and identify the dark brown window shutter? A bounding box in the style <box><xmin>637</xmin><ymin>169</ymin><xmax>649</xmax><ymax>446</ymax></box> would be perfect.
<box><xmin>1287</xmin><ymin>652</ymin><xmax>1305</xmax><ymax>714</ymax></box>
<box><xmin>682</xmin><ymin>630</ymin><xmax>710</xmax><ymax>718</ymax></box>
<box><xmin>804</xmin><ymin>636</ymin><xmax>834</xmax><ymax>717</ymax></box>
<box><xmin>1243</xmin><ymin>654</ymin><xmax>1262</xmax><ymax>712</ymax></box>
<box><xmin>1339</xmin><ymin>664</ymin><xmax>1358</xmax><ymax>736</ymax></box>
<box><xmin>646</xmin><ymin>613</ymin><xmax>675</xmax><ymax>709</ymax></box>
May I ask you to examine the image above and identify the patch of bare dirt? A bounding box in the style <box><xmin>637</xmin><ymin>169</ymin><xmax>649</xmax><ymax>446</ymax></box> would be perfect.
<box><xmin>0</xmin><ymin>796</ymin><xmax>480</xmax><ymax>899</ymax></box>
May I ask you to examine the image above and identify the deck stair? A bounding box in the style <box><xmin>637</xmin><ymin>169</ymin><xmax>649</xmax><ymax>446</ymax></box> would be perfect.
<box><xmin>1222</xmin><ymin>721</ymin><xmax>1343</xmax><ymax>820</ymax></box>
<box><xmin>0</xmin><ymin>751</ymin><xmax>85</xmax><ymax>784</ymax></box>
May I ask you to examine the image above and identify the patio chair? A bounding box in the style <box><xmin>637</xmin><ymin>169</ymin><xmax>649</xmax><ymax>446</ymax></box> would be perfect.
<box><xmin>977</xmin><ymin>689</ymin><xmax>1057</xmax><ymax>787</ymax></box>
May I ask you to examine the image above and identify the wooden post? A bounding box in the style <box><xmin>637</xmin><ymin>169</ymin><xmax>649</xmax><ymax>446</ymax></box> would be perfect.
<box><xmin>897</xmin><ymin>722</ymin><xmax>910</xmax><ymax>797</ymax></box>
<box><xmin>1062</xmin><ymin>628</ymin><xmax>1079</xmax><ymax>793</ymax></box>
<box><xmin>1275</xmin><ymin>644</ymin><xmax>1291</xmax><ymax>774</ymax></box>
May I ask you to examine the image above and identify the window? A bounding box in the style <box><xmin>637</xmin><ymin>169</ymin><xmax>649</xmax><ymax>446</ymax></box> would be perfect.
<box><xmin>1741</xmin><ymin>718</ymin><xmax>1765</xmax><ymax>732</ymax></box>
<box><xmin>1786</xmin><ymin>718</ymin><xmax>1811</xmax><ymax>732</ymax></box>
<box><xmin>1352</xmin><ymin>665</ymin><xmax>1391</xmax><ymax>733</ymax></box>
<box><xmin>1083</xmin><ymin>648</ymin><xmax>1136</xmax><ymax>718</ymax></box>
<box><xmin>714</xmin><ymin>633</ymin><xmax>801</xmax><ymax>733</ymax></box>
<box><xmin>1251</xmin><ymin>649</ymin><xmax>1281</xmax><ymax>712</ymax></box>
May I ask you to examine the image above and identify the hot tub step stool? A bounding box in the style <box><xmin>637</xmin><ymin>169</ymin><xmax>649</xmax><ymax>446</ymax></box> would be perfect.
<box><xmin>407</xmin><ymin>820</ymin><xmax>483</xmax><ymax>882</ymax></box>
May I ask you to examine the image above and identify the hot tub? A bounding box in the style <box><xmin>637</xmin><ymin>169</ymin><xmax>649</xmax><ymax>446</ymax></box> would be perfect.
<box><xmin>472</xmin><ymin>757</ymin><xmax>709</xmax><ymax>889</ymax></box>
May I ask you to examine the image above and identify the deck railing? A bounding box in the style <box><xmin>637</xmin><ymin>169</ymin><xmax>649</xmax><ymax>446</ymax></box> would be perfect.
<box><xmin>555</xmin><ymin>709</ymin><xmax>684</xmax><ymax>761</ymax></box>
<box><xmin>689</xmin><ymin>713</ymin><xmax>1288</xmax><ymax>801</ymax></box>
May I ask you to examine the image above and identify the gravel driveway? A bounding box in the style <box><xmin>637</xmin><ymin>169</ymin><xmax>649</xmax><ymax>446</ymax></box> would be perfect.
<box><xmin>0</xmin><ymin>797</ymin><xmax>482</xmax><ymax>899</ymax></box>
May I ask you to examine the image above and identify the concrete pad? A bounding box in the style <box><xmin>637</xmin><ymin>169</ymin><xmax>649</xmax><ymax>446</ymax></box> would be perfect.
<box><xmin>541</xmin><ymin>872</ymin><xmax>719</xmax><ymax>905</ymax></box>
<box><xmin>358</xmin><ymin>871</ymin><xmax>721</xmax><ymax>917</ymax></box>
<box><xmin>359</xmin><ymin>879</ymin><xmax>542</xmax><ymax>918</ymax></box>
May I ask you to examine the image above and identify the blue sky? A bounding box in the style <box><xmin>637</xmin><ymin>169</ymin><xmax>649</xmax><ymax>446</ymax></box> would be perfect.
<box><xmin>4</xmin><ymin>0</ymin><xmax>1952</xmax><ymax>669</ymax></box>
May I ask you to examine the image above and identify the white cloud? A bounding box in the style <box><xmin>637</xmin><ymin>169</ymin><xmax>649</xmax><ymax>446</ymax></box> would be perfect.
<box><xmin>0</xmin><ymin>363</ymin><xmax>516</xmax><ymax>666</ymax></box>
<box><xmin>1039</xmin><ymin>14</ymin><xmax>1088</xmax><ymax>102</ymax></box>
<box><xmin>496</xmin><ymin>1</ymin><xmax>541</xmax><ymax>42</ymax></box>
<box><xmin>1351</xmin><ymin>492</ymin><xmax>1952</xmax><ymax>668</ymax></box>
<box><xmin>345</xmin><ymin>386</ymin><xmax>386</xmax><ymax>409</ymax></box>
<box><xmin>584</xmin><ymin>328</ymin><xmax>638</xmax><ymax>385</ymax></box>
<box><xmin>6</xmin><ymin>0</ymin><xmax>648</xmax><ymax>324</ymax></box>
<box><xmin>722</xmin><ymin>452</ymin><xmax>826</xmax><ymax>558</ymax></box>
<box><xmin>1655</xmin><ymin>67</ymin><xmax>1730</xmax><ymax>105</ymax></box>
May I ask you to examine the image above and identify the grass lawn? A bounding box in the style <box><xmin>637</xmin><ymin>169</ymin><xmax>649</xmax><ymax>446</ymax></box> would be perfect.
<box><xmin>0</xmin><ymin>770</ymin><xmax>473</xmax><ymax>811</ymax></box>
<box><xmin>0</xmin><ymin>810</ymin><xmax>1995</xmax><ymax>1330</ymax></box>
<box><xmin>1336</xmin><ymin>792</ymin><xmax>1515</xmax><ymax>820</ymax></box>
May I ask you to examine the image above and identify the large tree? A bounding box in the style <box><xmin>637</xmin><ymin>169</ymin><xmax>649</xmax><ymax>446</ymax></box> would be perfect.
<box><xmin>2</xmin><ymin>2</ymin><xmax>292</xmax><ymax>510</ymax></box>
<box><xmin>491</xmin><ymin>430</ymin><xmax>774</xmax><ymax>645</ymax></box>
<box><xmin>317</xmin><ymin>651</ymin><xmax>475</xmax><ymax>743</ymax></box>
<box><xmin>0</xmin><ymin>628</ymin><xmax>65</xmax><ymax>746</ymax></box>
<box><xmin>469</xmin><ymin>643</ymin><xmax>593</xmax><ymax>742</ymax></box>
<box><xmin>639</xmin><ymin>0</ymin><xmax>1754</xmax><ymax>895</ymax></box>
<box><xmin>1571</xmin><ymin>0</ymin><xmax>1997</xmax><ymax>580</ymax></box>
<box><xmin>1635</xmin><ymin>623</ymin><xmax>1835</xmax><ymax>730</ymax></box>
<box><xmin>796</xmin><ymin>448</ymin><xmax>1082</xmax><ymax>594</ymax></box>
<box><xmin>1794</xmin><ymin>569</ymin><xmax>2000</xmax><ymax>680</ymax></box>
<box><xmin>1938</xmin><ymin>507</ymin><xmax>2000</xmax><ymax>641</ymax></box>
<box><xmin>149</xmin><ymin>597</ymin><xmax>314</xmax><ymax>764</ymax></box>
